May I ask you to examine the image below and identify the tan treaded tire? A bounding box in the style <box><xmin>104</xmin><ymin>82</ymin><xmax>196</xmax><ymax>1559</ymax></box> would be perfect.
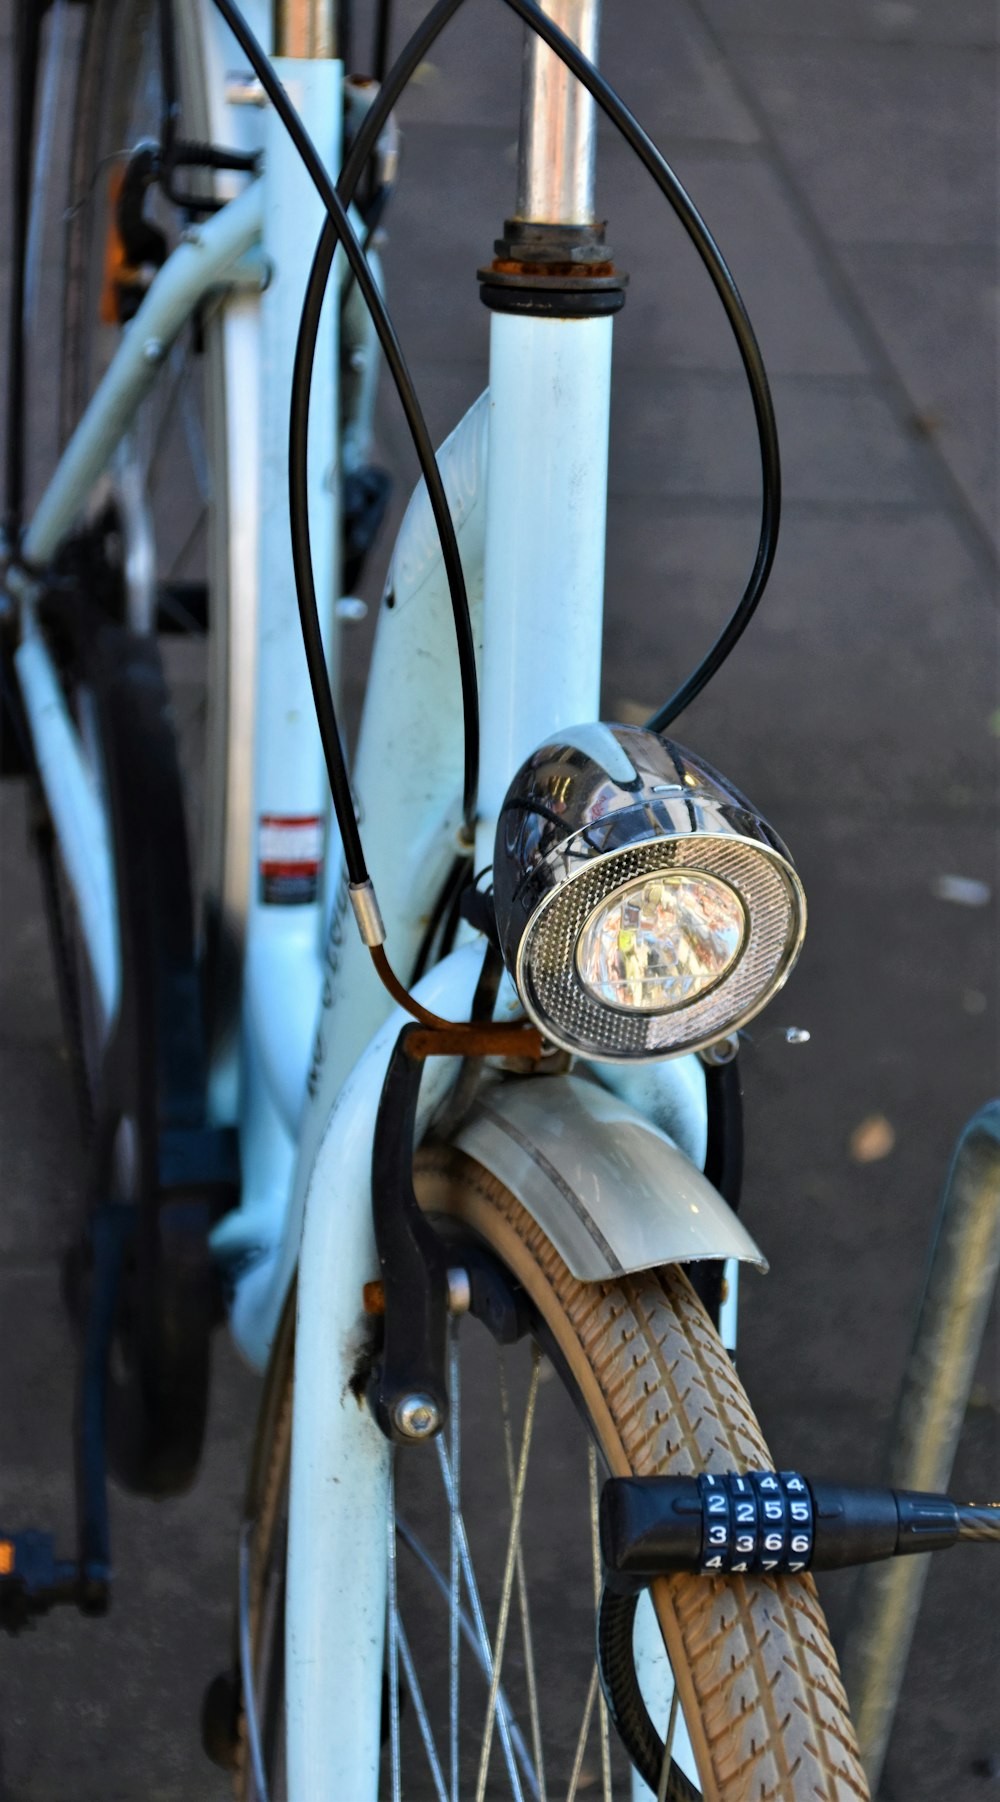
<box><xmin>237</xmin><ymin>1146</ymin><xmax>870</xmax><ymax>1802</ymax></box>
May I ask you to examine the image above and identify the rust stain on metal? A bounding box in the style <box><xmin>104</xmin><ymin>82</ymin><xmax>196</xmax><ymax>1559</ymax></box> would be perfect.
<box><xmin>362</xmin><ymin>1280</ymin><xmax>386</xmax><ymax>1316</ymax></box>
<box><xmin>407</xmin><ymin>1024</ymin><xmax>544</xmax><ymax>1061</ymax></box>
<box><xmin>490</xmin><ymin>258</ymin><xmax>617</xmax><ymax>279</ymax></box>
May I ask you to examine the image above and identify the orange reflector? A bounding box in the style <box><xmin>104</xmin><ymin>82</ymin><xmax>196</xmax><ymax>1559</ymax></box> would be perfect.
<box><xmin>362</xmin><ymin>1281</ymin><xmax>386</xmax><ymax>1316</ymax></box>
<box><xmin>0</xmin><ymin>1541</ymin><xmax>14</xmax><ymax>1576</ymax></box>
<box><xmin>100</xmin><ymin>165</ymin><xmax>129</xmax><ymax>326</ymax></box>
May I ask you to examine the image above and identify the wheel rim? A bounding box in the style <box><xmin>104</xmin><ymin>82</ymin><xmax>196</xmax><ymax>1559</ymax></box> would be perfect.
<box><xmin>245</xmin><ymin>1271</ymin><xmax>702</xmax><ymax>1802</ymax></box>
<box><xmin>386</xmin><ymin>1314</ymin><xmax>701</xmax><ymax>1802</ymax></box>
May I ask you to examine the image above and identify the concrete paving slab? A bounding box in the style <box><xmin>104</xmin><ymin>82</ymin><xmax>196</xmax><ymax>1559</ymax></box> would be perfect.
<box><xmin>838</xmin><ymin>241</ymin><xmax>998</xmax><ymax>549</ymax></box>
<box><xmin>604</xmin><ymin>139</ymin><xmax>873</xmax><ymax>378</ymax></box>
<box><xmin>0</xmin><ymin>786</ymin><xmax>63</xmax><ymax>1048</ymax></box>
<box><xmin>392</xmin><ymin>0</ymin><xmax>760</xmax><ymax>144</ymax></box>
<box><xmin>0</xmin><ymin>1266</ymin><xmax>257</xmax><ymax>1802</ymax></box>
<box><xmin>610</xmin><ymin>368</ymin><xmax>931</xmax><ymax>505</ymax></box>
<box><xmin>734</xmin><ymin>805</ymin><xmax>999</xmax><ymax>1794</ymax></box>
<box><xmin>381</xmin><ymin>129</ymin><xmax>873</xmax><ymax>375</ymax></box>
<box><xmin>737</xmin><ymin>41</ymin><xmax>996</xmax><ymax>247</ymax></box>
<box><xmin>885</xmin><ymin>1403</ymin><xmax>999</xmax><ymax>1801</ymax></box>
<box><xmin>699</xmin><ymin>0</ymin><xmax>996</xmax><ymax>49</ymax></box>
<box><xmin>602</xmin><ymin>503</ymin><xmax>998</xmax><ymax>813</ymax></box>
<box><xmin>0</xmin><ymin>1040</ymin><xmax>81</xmax><ymax>1261</ymax></box>
<box><xmin>375</xmin><ymin>352</ymin><xmax>937</xmax><ymax>512</ymax></box>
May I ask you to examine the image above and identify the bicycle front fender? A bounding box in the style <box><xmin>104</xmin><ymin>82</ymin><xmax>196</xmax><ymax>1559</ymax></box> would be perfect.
<box><xmin>452</xmin><ymin>1071</ymin><xmax>767</xmax><ymax>1280</ymax></box>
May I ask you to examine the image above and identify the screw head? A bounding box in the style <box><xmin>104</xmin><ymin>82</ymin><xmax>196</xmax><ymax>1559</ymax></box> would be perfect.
<box><xmin>393</xmin><ymin>1393</ymin><xmax>442</xmax><ymax>1441</ymax></box>
<box><xmin>143</xmin><ymin>338</ymin><xmax>164</xmax><ymax>364</ymax></box>
<box><xmin>447</xmin><ymin>1266</ymin><xmax>471</xmax><ymax>1316</ymax></box>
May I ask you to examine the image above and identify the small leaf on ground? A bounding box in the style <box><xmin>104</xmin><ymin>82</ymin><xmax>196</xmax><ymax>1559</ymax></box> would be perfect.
<box><xmin>849</xmin><ymin>1114</ymin><xmax>896</xmax><ymax>1163</ymax></box>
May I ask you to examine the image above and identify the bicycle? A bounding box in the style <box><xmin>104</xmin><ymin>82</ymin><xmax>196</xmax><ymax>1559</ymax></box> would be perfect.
<box><xmin>6</xmin><ymin>1</ymin><xmax>997</xmax><ymax>1797</ymax></box>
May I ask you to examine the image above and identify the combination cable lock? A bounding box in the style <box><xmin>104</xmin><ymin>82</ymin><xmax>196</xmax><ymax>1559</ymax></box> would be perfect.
<box><xmin>597</xmin><ymin>1470</ymin><xmax>999</xmax><ymax>1797</ymax></box>
<box><xmin>600</xmin><ymin>1470</ymin><xmax>1000</xmax><ymax>1587</ymax></box>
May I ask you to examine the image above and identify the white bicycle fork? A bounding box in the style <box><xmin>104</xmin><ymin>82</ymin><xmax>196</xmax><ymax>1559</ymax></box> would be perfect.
<box><xmin>282</xmin><ymin>3</ymin><xmax>648</xmax><ymax>1795</ymax></box>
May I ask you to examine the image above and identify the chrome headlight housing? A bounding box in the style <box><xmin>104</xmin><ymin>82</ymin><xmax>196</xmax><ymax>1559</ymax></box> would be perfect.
<box><xmin>493</xmin><ymin>723</ymin><xmax>806</xmax><ymax>1062</ymax></box>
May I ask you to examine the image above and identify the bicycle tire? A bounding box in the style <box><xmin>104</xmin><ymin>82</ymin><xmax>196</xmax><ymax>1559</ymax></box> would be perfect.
<box><xmin>19</xmin><ymin>0</ymin><xmax>235</xmax><ymax>1492</ymax></box>
<box><xmin>60</xmin><ymin>0</ymin><xmax>232</xmax><ymax>919</ymax></box>
<box><xmin>62</xmin><ymin>621</ymin><xmax>220</xmax><ymax>1494</ymax></box>
<box><xmin>234</xmin><ymin>1145</ymin><xmax>869</xmax><ymax>1800</ymax></box>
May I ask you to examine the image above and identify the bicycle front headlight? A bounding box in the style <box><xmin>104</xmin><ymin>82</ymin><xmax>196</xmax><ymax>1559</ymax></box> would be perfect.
<box><xmin>492</xmin><ymin>723</ymin><xmax>806</xmax><ymax>1061</ymax></box>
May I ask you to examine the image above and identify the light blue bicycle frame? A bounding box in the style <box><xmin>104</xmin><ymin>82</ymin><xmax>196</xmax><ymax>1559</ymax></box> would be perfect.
<box><xmin>5</xmin><ymin>2</ymin><xmax>762</xmax><ymax>1793</ymax></box>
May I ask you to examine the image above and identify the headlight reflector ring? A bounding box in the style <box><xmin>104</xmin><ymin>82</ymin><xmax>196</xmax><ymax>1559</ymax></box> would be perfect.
<box><xmin>493</xmin><ymin>724</ymin><xmax>806</xmax><ymax>1063</ymax></box>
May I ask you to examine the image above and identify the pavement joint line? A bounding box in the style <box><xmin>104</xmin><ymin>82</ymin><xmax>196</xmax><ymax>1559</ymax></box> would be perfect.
<box><xmin>606</xmin><ymin>485</ymin><xmax>934</xmax><ymax>510</ymax></box>
<box><xmin>685</xmin><ymin>0</ymin><xmax>1000</xmax><ymax>585</ymax></box>
<box><xmin>604</xmin><ymin>495</ymin><xmax>953</xmax><ymax>520</ymax></box>
<box><xmin>832</xmin><ymin>239</ymin><xmax>997</xmax><ymax>258</ymax></box>
<box><xmin>703</xmin><ymin>29</ymin><xmax>999</xmax><ymax>53</ymax></box>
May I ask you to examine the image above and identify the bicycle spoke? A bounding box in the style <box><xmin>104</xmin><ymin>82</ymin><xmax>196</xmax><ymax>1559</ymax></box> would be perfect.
<box><xmin>146</xmin><ymin>287</ymin><xmax>218</xmax><ymax>509</ymax></box>
<box><xmin>387</xmin><ymin>1482</ymin><xmax>402</xmax><ymax>1802</ymax></box>
<box><xmin>475</xmin><ymin>1346</ymin><xmax>541</xmax><ymax>1802</ymax></box>
<box><xmin>396</xmin><ymin>1615</ymin><xmax>450</xmax><ymax>1802</ymax></box>
<box><xmin>145</xmin><ymin>340</ymin><xmax>196</xmax><ymax>481</ymax></box>
<box><xmin>588</xmin><ymin>1445</ymin><xmax>612</xmax><ymax>1802</ymax></box>
<box><xmin>565</xmin><ymin>1665</ymin><xmax>599</xmax><ymax>1802</ymax></box>
<box><xmin>499</xmin><ymin>1359</ymin><xmax>547</xmax><ymax>1802</ymax></box>
<box><xmin>435</xmin><ymin>1439</ymin><xmax>534</xmax><ymax>1802</ymax></box>
<box><xmin>237</xmin><ymin>1524</ymin><xmax>270</xmax><ymax>1802</ymax></box>
<box><xmin>657</xmin><ymin>1690</ymin><xmax>680</xmax><ymax>1802</ymax></box>
<box><xmin>395</xmin><ymin>1515</ymin><xmax>536</xmax><ymax>1787</ymax></box>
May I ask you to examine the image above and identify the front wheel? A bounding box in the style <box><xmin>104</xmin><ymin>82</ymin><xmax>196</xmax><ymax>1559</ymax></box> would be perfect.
<box><xmin>236</xmin><ymin>1147</ymin><xmax>868</xmax><ymax>1801</ymax></box>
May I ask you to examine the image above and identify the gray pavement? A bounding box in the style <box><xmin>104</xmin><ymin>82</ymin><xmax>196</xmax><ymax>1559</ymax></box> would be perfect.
<box><xmin>1</xmin><ymin>0</ymin><xmax>998</xmax><ymax>1797</ymax></box>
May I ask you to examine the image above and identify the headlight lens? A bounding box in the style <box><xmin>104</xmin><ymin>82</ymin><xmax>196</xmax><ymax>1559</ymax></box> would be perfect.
<box><xmin>576</xmin><ymin>871</ymin><xmax>747</xmax><ymax>1013</ymax></box>
<box><xmin>492</xmin><ymin>723</ymin><xmax>806</xmax><ymax>1063</ymax></box>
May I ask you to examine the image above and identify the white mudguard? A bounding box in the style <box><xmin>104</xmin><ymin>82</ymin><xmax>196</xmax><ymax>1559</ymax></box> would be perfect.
<box><xmin>453</xmin><ymin>1069</ymin><xmax>766</xmax><ymax>1281</ymax></box>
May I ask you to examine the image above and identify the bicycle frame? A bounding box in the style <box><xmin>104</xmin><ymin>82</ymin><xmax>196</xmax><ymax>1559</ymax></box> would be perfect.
<box><xmin>5</xmin><ymin>3</ymin><xmax>763</xmax><ymax>1793</ymax></box>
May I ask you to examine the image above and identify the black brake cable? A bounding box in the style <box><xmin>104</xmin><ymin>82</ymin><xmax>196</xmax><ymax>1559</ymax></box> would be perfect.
<box><xmin>373</xmin><ymin>0</ymin><xmax>395</xmax><ymax>85</ymax></box>
<box><xmin>210</xmin><ymin>0</ymin><xmax>478</xmax><ymax>884</ymax></box>
<box><xmin>332</xmin><ymin>0</ymin><xmax>781</xmax><ymax>736</ymax></box>
<box><xmin>508</xmin><ymin>0</ymin><xmax>781</xmax><ymax>732</ymax></box>
<box><xmin>210</xmin><ymin>0</ymin><xmax>780</xmax><ymax>1016</ymax></box>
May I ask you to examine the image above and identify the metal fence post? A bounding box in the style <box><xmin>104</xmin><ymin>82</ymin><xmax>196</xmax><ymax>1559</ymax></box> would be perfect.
<box><xmin>840</xmin><ymin>1099</ymin><xmax>1000</xmax><ymax>1792</ymax></box>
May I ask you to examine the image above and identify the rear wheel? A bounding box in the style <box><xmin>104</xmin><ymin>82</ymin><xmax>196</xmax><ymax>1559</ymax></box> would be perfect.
<box><xmin>59</xmin><ymin>0</ymin><xmax>232</xmax><ymax>917</ymax></box>
<box><xmin>235</xmin><ymin>1146</ymin><xmax>869</xmax><ymax>1801</ymax></box>
<box><xmin>19</xmin><ymin>0</ymin><xmax>238</xmax><ymax>1493</ymax></box>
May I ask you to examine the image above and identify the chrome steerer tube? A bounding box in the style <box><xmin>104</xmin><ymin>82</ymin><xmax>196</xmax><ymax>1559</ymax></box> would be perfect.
<box><xmin>476</xmin><ymin>0</ymin><xmax>619</xmax><ymax>871</ymax></box>
<box><xmin>515</xmin><ymin>0</ymin><xmax>601</xmax><ymax>226</ymax></box>
<box><xmin>272</xmin><ymin>0</ymin><xmax>336</xmax><ymax>58</ymax></box>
